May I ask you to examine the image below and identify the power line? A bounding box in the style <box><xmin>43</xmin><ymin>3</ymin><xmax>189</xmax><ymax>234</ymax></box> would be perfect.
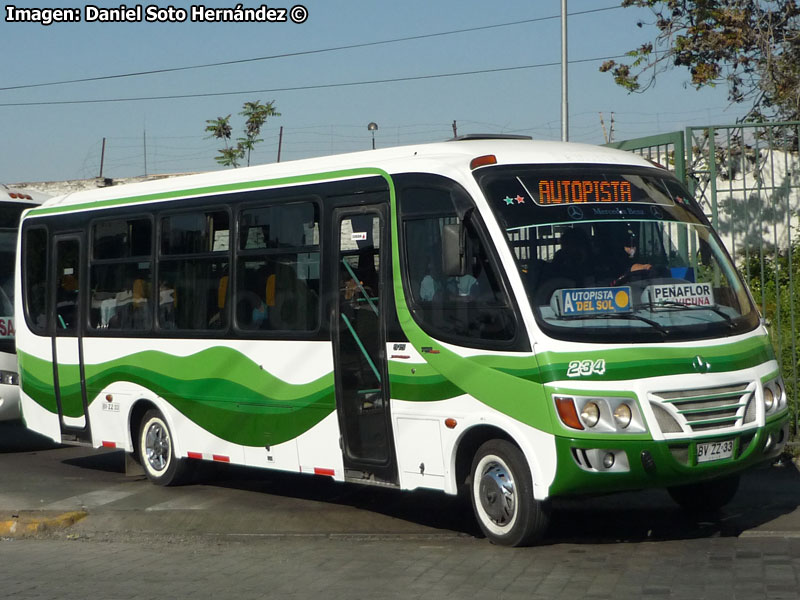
<box><xmin>0</xmin><ymin>54</ymin><xmax>628</xmax><ymax>107</ymax></box>
<box><xmin>0</xmin><ymin>6</ymin><xmax>620</xmax><ymax>92</ymax></box>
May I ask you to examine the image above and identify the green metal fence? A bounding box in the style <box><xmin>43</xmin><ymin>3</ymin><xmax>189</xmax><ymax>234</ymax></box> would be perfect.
<box><xmin>611</xmin><ymin>123</ymin><xmax>800</xmax><ymax>436</ymax></box>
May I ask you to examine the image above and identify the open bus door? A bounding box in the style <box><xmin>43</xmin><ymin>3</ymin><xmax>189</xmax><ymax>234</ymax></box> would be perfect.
<box><xmin>331</xmin><ymin>204</ymin><xmax>397</xmax><ymax>484</ymax></box>
<box><xmin>51</xmin><ymin>234</ymin><xmax>91</xmax><ymax>444</ymax></box>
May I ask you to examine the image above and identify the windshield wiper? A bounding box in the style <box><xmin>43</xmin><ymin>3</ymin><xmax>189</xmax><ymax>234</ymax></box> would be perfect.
<box><xmin>563</xmin><ymin>312</ymin><xmax>669</xmax><ymax>335</ymax></box>
<box><xmin>640</xmin><ymin>300</ymin><xmax>736</xmax><ymax>328</ymax></box>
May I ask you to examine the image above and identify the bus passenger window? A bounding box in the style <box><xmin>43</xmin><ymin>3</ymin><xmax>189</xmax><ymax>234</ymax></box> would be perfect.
<box><xmin>398</xmin><ymin>181</ymin><xmax>516</xmax><ymax>346</ymax></box>
<box><xmin>235</xmin><ymin>201</ymin><xmax>320</xmax><ymax>333</ymax></box>
<box><xmin>89</xmin><ymin>218</ymin><xmax>153</xmax><ymax>332</ymax></box>
<box><xmin>89</xmin><ymin>264</ymin><xmax>153</xmax><ymax>330</ymax></box>
<box><xmin>158</xmin><ymin>210</ymin><xmax>230</xmax><ymax>332</ymax></box>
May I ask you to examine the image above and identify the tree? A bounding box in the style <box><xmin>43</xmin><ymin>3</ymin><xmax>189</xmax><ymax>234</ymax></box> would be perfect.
<box><xmin>205</xmin><ymin>100</ymin><xmax>280</xmax><ymax>168</ymax></box>
<box><xmin>600</xmin><ymin>1</ymin><xmax>800</xmax><ymax>123</ymax></box>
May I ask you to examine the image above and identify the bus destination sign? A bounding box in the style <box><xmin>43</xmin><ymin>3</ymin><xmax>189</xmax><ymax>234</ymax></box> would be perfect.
<box><xmin>536</xmin><ymin>179</ymin><xmax>633</xmax><ymax>205</ymax></box>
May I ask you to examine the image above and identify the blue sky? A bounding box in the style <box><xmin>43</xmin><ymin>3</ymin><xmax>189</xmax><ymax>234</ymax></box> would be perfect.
<box><xmin>2</xmin><ymin>0</ymin><xmax>750</xmax><ymax>183</ymax></box>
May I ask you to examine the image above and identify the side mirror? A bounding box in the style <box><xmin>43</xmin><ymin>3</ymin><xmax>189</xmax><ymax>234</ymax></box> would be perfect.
<box><xmin>442</xmin><ymin>223</ymin><xmax>466</xmax><ymax>277</ymax></box>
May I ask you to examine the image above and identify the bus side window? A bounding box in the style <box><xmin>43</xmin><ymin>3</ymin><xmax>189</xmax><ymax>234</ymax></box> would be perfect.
<box><xmin>398</xmin><ymin>180</ymin><xmax>516</xmax><ymax>346</ymax></box>
<box><xmin>158</xmin><ymin>209</ymin><xmax>230</xmax><ymax>332</ymax></box>
<box><xmin>23</xmin><ymin>227</ymin><xmax>49</xmax><ymax>333</ymax></box>
<box><xmin>89</xmin><ymin>218</ymin><xmax>153</xmax><ymax>332</ymax></box>
<box><xmin>235</xmin><ymin>201</ymin><xmax>320</xmax><ymax>333</ymax></box>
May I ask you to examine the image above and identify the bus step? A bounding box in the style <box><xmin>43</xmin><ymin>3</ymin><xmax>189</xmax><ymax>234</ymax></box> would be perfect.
<box><xmin>59</xmin><ymin>434</ymin><xmax>92</xmax><ymax>447</ymax></box>
<box><xmin>344</xmin><ymin>469</ymin><xmax>398</xmax><ymax>488</ymax></box>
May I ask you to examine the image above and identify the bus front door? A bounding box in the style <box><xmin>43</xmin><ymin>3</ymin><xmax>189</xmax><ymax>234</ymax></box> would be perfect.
<box><xmin>332</xmin><ymin>206</ymin><xmax>395</xmax><ymax>482</ymax></box>
<box><xmin>52</xmin><ymin>236</ymin><xmax>91</xmax><ymax>444</ymax></box>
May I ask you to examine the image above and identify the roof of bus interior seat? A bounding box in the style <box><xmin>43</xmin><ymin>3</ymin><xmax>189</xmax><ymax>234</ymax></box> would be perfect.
<box><xmin>34</xmin><ymin>139</ymin><xmax>656</xmax><ymax>211</ymax></box>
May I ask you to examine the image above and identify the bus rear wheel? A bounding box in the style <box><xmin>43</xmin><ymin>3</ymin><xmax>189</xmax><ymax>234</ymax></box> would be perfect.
<box><xmin>138</xmin><ymin>409</ymin><xmax>189</xmax><ymax>486</ymax></box>
<box><xmin>469</xmin><ymin>439</ymin><xmax>549</xmax><ymax>546</ymax></box>
<box><xmin>667</xmin><ymin>473</ymin><xmax>740</xmax><ymax>513</ymax></box>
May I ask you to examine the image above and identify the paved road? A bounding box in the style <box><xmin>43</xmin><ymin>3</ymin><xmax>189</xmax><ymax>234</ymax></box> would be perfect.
<box><xmin>1</xmin><ymin>422</ymin><xmax>800</xmax><ymax>599</ymax></box>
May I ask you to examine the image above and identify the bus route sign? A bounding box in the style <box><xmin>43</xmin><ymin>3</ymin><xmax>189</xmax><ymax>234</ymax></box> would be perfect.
<box><xmin>558</xmin><ymin>287</ymin><xmax>632</xmax><ymax>317</ymax></box>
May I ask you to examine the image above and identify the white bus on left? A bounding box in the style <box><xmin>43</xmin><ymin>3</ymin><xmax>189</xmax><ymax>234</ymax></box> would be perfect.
<box><xmin>0</xmin><ymin>184</ymin><xmax>47</xmax><ymax>420</ymax></box>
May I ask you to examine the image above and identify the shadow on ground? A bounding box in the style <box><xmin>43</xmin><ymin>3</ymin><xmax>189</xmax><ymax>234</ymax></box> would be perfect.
<box><xmin>5</xmin><ymin>421</ymin><xmax>799</xmax><ymax>545</ymax></box>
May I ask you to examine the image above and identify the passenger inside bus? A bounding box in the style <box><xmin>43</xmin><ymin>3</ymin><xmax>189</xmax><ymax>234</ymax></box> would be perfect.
<box><xmin>550</xmin><ymin>227</ymin><xmax>593</xmax><ymax>285</ymax></box>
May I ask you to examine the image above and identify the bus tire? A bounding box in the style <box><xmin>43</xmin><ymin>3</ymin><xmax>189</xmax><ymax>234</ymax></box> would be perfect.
<box><xmin>138</xmin><ymin>409</ymin><xmax>189</xmax><ymax>486</ymax></box>
<box><xmin>470</xmin><ymin>439</ymin><xmax>549</xmax><ymax>546</ymax></box>
<box><xmin>667</xmin><ymin>473</ymin><xmax>740</xmax><ymax>513</ymax></box>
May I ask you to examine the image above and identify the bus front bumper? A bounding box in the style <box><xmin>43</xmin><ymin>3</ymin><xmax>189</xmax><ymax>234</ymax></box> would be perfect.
<box><xmin>548</xmin><ymin>414</ymin><xmax>790</xmax><ymax>498</ymax></box>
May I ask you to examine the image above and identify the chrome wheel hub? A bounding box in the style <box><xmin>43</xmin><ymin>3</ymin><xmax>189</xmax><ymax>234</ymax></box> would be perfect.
<box><xmin>478</xmin><ymin>461</ymin><xmax>516</xmax><ymax>526</ymax></box>
<box><xmin>145</xmin><ymin>422</ymin><xmax>169</xmax><ymax>472</ymax></box>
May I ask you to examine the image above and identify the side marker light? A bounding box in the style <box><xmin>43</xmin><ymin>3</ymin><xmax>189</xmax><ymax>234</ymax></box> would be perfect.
<box><xmin>555</xmin><ymin>396</ymin><xmax>584</xmax><ymax>430</ymax></box>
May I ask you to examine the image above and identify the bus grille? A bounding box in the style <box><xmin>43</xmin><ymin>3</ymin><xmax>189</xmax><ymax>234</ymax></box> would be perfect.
<box><xmin>648</xmin><ymin>382</ymin><xmax>755</xmax><ymax>435</ymax></box>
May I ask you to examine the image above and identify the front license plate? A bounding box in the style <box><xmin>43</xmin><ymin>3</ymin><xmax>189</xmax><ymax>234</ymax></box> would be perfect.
<box><xmin>696</xmin><ymin>439</ymin><xmax>734</xmax><ymax>463</ymax></box>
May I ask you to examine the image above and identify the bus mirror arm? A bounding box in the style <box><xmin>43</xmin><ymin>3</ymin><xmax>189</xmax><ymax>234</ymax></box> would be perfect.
<box><xmin>442</xmin><ymin>222</ymin><xmax>467</xmax><ymax>277</ymax></box>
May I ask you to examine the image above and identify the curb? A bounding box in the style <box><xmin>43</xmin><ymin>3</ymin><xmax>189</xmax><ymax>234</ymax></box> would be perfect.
<box><xmin>0</xmin><ymin>511</ymin><xmax>87</xmax><ymax>538</ymax></box>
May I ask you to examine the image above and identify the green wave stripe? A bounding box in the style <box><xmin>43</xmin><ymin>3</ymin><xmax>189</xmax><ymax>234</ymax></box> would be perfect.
<box><xmin>385</xmin><ymin>334</ymin><xmax>774</xmax><ymax>419</ymax></box>
<box><xmin>20</xmin><ymin>348</ymin><xmax>335</xmax><ymax>447</ymax></box>
<box><xmin>387</xmin><ymin>360</ymin><xmax>463</xmax><ymax>401</ymax></box>
<box><xmin>20</xmin><ymin>331</ymin><xmax>775</xmax><ymax>446</ymax></box>
<box><xmin>534</xmin><ymin>334</ymin><xmax>775</xmax><ymax>383</ymax></box>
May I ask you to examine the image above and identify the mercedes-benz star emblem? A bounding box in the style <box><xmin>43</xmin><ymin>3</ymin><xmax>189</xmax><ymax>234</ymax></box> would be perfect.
<box><xmin>567</xmin><ymin>206</ymin><xmax>584</xmax><ymax>220</ymax></box>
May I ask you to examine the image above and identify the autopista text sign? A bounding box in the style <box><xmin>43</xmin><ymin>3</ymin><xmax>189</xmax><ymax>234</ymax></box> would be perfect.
<box><xmin>558</xmin><ymin>287</ymin><xmax>632</xmax><ymax>317</ymax></box>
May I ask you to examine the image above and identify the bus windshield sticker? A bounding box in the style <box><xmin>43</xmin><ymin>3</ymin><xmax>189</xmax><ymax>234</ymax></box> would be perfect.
<box><xmin>645</xmin><ymin>283</ymin><xmax>715</xmax><ymax>308</ymax></box>
<box><xmin>555</xmin><ymin>286</ymin><xmax>632</xmax><ymax>317</ymax></box>
<box><xmin>351</xmin><ymin>232</ymin><xmax>367</xmax><ymax>241</ymax></box>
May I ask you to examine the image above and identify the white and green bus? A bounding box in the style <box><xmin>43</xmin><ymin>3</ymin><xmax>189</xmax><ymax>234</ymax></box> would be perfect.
<box><xmin>16</xmin><ymin>137</ymin><xmax>789</xmax><ymax>545</ymax></box>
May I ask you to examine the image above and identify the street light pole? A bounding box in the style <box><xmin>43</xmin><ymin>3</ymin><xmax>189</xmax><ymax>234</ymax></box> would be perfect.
<box><xmin>368</xmin><ymin>122</ymin><xmax>378</xmax><ymax>149</ymax></box>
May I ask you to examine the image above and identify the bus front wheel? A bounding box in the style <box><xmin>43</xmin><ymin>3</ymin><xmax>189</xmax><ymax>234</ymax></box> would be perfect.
<box><xmin>138</xmin><ymin>409</ymin><xmax>189</xmax><ymax>486</ymax></box>
<box><xmin>469</xmin><ymin>439</ymin><xmax>549</xmax><ymax>546</ymax></box>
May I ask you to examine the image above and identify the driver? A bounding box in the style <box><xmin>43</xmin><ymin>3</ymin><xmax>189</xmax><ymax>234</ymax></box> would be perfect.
<box><xmin>612</xmin><ymin>233</ymin><xmax>659</xmax><ymax>285</ymax></box>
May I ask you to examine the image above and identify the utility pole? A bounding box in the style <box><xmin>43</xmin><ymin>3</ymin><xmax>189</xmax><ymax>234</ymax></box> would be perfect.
<box><xmin>600</xmin><ymin>113</ymin><xmax>608</xmax><ymax>143</ymax></box>
<box><xmin>561</xmin><ymin>0</ymin><xmax>569</xmax><ymax>142</ymax></box>
<box><xmin>99</xmin><ymin>137</ymin><xmax>106</xmax><ymax>179</ymax></box>
<box><xmin>277</xmin><ymin>126</ymin><xmax>283</xmax><ymax>163</ymax></box>
<box><xmin>452</xmin><ymin>120</ymin><xmax>458</xmax><ymax>138</ymax></box>
<box><xmin>600</xmin><ymin>113</ymin><xmax>616</xmax><ymax>143</ymax></box>
<box><xmin>143</xmin><ymin>129</ymin><xmax>148</xmax><ymax>176</ymax></box>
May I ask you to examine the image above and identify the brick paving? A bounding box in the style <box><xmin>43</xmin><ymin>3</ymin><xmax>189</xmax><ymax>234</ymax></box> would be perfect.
<box><xmin>2</xmin><ymin>422</ymin><xmax>800</xmax><ymax>599</ymax></box>
<box><xmin>1</xmin><ymin>534</ymin><xmax>799</xmax><ymax>599</ymax></box>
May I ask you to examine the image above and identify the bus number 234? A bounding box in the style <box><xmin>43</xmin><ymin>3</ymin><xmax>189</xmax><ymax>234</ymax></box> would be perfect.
<box><xmin>567</xmin><ymin>359</ymin><xmax>606</xmax><ymax>378</ymax></box>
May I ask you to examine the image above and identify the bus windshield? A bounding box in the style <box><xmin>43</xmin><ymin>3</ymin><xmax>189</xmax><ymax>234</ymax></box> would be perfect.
<box><xmin>478</xmin><ymin>165</ymin><xmax>759</xmax><ymax>343</ymax></box>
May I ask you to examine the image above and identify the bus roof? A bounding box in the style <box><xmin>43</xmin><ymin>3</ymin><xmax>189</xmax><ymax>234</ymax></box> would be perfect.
<box><xmin>31</xmin><ymin>138</ymin><xmax>659</xmax><ymax>215</ymax></box>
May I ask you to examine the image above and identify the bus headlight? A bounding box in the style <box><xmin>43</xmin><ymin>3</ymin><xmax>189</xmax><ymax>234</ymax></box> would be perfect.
<box><xmin>764</xmin><ymin>386</ymin><xmax>775</xmax><ymax>412</ymax></box>
<box><xmin>763</xmin><ymin>378</ymin><xmax>787</xmax><ymax>414</ymax></box>
<box><xmin>775</xmin><ymin>381</ymin><xmax>785</xmax><ymax>408</ymax></box>
<box><xmin>580</xmin><ymin>402</ymin><xmax>600</xmax><ymax>428</ymax></box>
<box><xmin>552</xmin><ymin>394</ymin><xmax>645</xmax><ymax>433</ymax></box>
<box><xmin>613</xmin><ymin>403</ymin><xmax>632</xmax><ymax>429</ymax></box>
